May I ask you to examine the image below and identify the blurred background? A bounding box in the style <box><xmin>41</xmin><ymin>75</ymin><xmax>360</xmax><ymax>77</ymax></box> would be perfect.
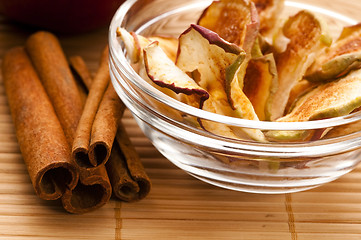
<box><xmin>0</xmin><ymin>0</ymin><xmax>125</xmax><ymax>34</ymax></box>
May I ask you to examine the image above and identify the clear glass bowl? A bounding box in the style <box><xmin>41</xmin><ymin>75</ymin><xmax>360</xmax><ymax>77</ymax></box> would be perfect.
<box><xmin>108</xmin><ymin>0</ymin><xmax>361</xmax><ymax>193</ymax></box>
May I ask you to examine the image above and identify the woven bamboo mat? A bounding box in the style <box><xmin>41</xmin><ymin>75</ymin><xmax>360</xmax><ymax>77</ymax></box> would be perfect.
<box><xmin>1</xmin><ymin>4</ymin><xmax>361</xmax><ymax>239</ymax></box>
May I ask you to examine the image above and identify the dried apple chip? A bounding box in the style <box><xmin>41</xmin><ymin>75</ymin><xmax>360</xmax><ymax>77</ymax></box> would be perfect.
<box><xmin>267</xmin><ymin>68</ymin><xmax>361</xmax><ymax>141</ymax></box>
<box><xmin>116</xmin><ymin>27</ymin><xmax>142</xmax><ymax>63</ymax></box>
<box><xmin>324</xmin><ymin>118</ymin><xmax>361</xmax><ymax>139</ymax></box>
<box><xmin>225</xmin><ymin>55</ymin><xmax>253</xmax><ymax>116</ymax></box>
<box><xmin>117</xmin><ymin>28</ymin><xmax>178</xmax><ymax>64</ymax></box>
<box><xmin>252</xmin><ymin>0</ymin><xmax>284</xmax><ymax>35</ymax></box>
<box><xmin>338</xmin><ymin>23</ymin><xmax>361</xmax><ymax>40</ymax></box>
<box><xmin>225</xmin><ymin>53</ymin><xmax>267</xmax><ymax>141</ymax></box>
<box><xmin>197</xmin><ymin>0</ymin><xmax>260</xmax><ymax>52</ymax></box>
<box><xmin>270</xmin><ymin>10</ymin><xmax>332</xmax><ymax>120</ymax></box>
<box><xmin>284</xmin><ymin>79</ymin><xmax>317</xmax><ymax>114</ymax></box>
<box><xmin>305</xmin><ymin>23</ymin><xmax>361</xmax><ymax>82</ymax></box>
<box><xmin>280</xmin><ymin>69</ymin><xmax>361</xmax><ymax>122</ymax></box>
<box><xmin>176</xmin><ymin>24</ymin><xmax>242</xmax><ymax>91</ymax></box>
<box><xmin>176</xmin><ymin>24</ymin><xmax>241</xmax><ymax>124</ymax></box>
<box><xmin>176</xmin><ymin>24</ymin><xmax>265</xmax><ymax>141</ymax></box>
<box><xmin>226</xmin><ymin>33</ymin><xmax>277</xmax><ymax>123</ymax></box>
<box><xmin>117</xmin><ymin>28</ymin><xmax>180</xmax><ymax>100</ymax></box>
<box><xmin>243</xmin><ymin>53</ymin><xmax>278</xmax><ymax>121</ymax></box>
<box><xmin>223</xmin><ymin>32</ymin><xmax>269</xmax><ymax>140</ymax></box>
<box><xmin>149</xmin><ymin>36</ymin><xmax>178</xmax><ymax>62</ymax></box>
<box><xmin>143</xmin><ymin>41</ymin><xmax>209</xmax><ymax>108</ymax></box>
<box><xmin>201</xmin><ymin>97</ymin><xmax>248</xmax><ymax>139</ymax></box>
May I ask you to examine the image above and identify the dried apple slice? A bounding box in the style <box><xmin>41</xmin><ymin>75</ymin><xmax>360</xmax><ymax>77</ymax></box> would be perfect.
<box><xmin>200</xmin><ymin>96</ymin><xmax>248</xmax><ymax>139</ymax></box>
<box><xmin>117</xmin><ymin>28</ymin><xmax>180</xmax><ymax>101</ymax></box>
<box><xmin>176</xmin><ymin>24</ymin><xmax>265</xmax><ymax>141</ymax></box>
<box><xmin>284</xmin><ymin>79</ymin><xmax>317</xmax><ymax>114</ymax></box>
<box><xmin>223</xmin><ymin>31</ymin><xmax>269</xmax><ymax>140</ymax></box>
<box><xmin>226</xmin><ymin>54</ymin><xmax>254</xmax><ymax>117</ymax></box>
<box><xmin>116</xmin><ymin>27</ymin><xmax>142</xmax><ymax>63</ymax></box>
<box><xmin>324</xmin><ymin>118</ymin><xmax>361</xmax><ymax>139</ymax></box>
<box><xmin>270</xmin><ymin>10</ymin><xmax>332</xmax><ymax>120</ymax></box>
<box><xmin>282</xmin><ymin>70</ymin><xmax>361</xmax><ymax>121</ymax></box>
<box><xmin>267</xmin><ymin>68</ymin><xmax>361</xmax><ymax>141</ymax></box>
<box><xmin>338</xmin><ymin>23</ymin><xmax>361</xmax><ymax>40</ymax></box>
<box><xmin>117</xmin><ymin>28</ymin><xmax>178</xmax><ymax>64</ymax></box>
<box><xmin>176</xmin><ymin>24</ymin><xmax>242</xmax><ymax>90</ymax></box>
<box><xmin>116</xmin><ymin>28</ymin><xmax>150</xmax><ymax>79</ymax></box>
<box><xmin>143</xmin><ymin>41</ymin><xmax>209</xmax><ymax>108</ymax></box>
<box><xmin>305</xmin><ymin>23</ymin><xmax>361</xmax><ymax>82</ymax></box>
<box><xmin>197</xmin><ymin>0</ymin><xmax>260</xmax><ymax>53</ymax></box>
<box><xmin>252</xmin><ymin>0</ymin><xmax>284</xmax><ymax>35</ymax></box>
<box><xmin>225</xmin><ymin>53</ymin><xmax>267</xmax><ymax>141</ymax></box>
<box><xmin>176</xmin><ymin>24</ymin><xmax>241</xmax><ymax>129</ymax></box>
<box><xmin>149</xmin><ymin>36</ymin><xmax>178</xmax><ymax>62</ymax></box>
<box><xmin>243</xmin><ymin>53</ymin><xmax>278</xmax><ymax>121</ymax></box>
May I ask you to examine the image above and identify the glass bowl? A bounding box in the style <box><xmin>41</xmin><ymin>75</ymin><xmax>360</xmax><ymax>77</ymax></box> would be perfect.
<box><xmin>108</xmin><ymin>0</ymin><xmax>361</xmax><ymax>193</ymax></box>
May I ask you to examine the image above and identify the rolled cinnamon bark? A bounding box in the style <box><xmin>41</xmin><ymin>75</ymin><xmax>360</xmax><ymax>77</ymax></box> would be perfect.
<box><xmin>106</xmin><ymin>144</ymin><xmax>140</xmax><ymax>201</ymax></box>
<box><xmin>61</xmin><ymin>166</ymin><xmax>112</xmax><ymax>214</ymax></box>
<box><xmin>69</xmin><ymin>55</ymin><xmax>93</xmax><ymax>91</ymax></box>
<box><xmin>2</xmin><ymin>47</ymin><xmax>79</xmax><ymax>200</ymax></box>
<box><xmin>71</xmin><ymin>55</ymin><xmax>151</xmax><ymax>202</ymax></box>
<box><xmin>25</xmin><ymin>31</ymin><xmax>84</xmax><ymax>147</ymax></box>
<box><xmin>107</xmin><ymin>124</ymin><xmax>151</xmax><ymax>202</ymax></box>
<box><xmin>71</xmin><ymin>57</ymin><xmax>126</xmax><ymax>166</ymax></box>
<box><xmin>24</xmin><ymin>32</ymin><xmax>112</xmax><ymax>213</ymax></box>
<box><xmin>72</xmin><ymin>46</ymin><xmax>111</xmax><ymax>168</ymax></box>
<box><xmin>89</xmin><ymin>84</ymin><xmax>126</xmax><ymax>169</ymax></box>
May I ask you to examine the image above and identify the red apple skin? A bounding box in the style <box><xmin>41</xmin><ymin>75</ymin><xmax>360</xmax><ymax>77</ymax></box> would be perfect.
<box><xmin>0</xmin><ymin>0</ymin><xmax>125</xmax><ymax>34</ymax></box>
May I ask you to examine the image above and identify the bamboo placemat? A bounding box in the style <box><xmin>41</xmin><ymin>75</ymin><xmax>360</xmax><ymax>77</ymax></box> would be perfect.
<box><xmin>1</xmin><ymin>4</ymin><xmax>361</xmax><ymax>239</ymax></box>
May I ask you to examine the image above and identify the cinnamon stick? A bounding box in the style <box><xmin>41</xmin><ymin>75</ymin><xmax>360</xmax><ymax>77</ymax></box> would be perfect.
<box><xmin>71</xmin><ymin>56</ymin><xmax>127</xmax><ymax>166</ymax></box>
<box><xmin>2</xmin><ymin>47</ymin><xmax>79</xmax><ymax>200</ymax></box>
<box><xmin>72</xmin><ymin>55</ymin><xmax>151</xmax><ymax>202</ymax></box>
<box><xmin>107</xmin><ymin>124</ymin><xmax>151</xmax><ymax>202</ymax></box>
<box><xmin>61</xmin><ymin>167</ymin><xmax>112</xmax><ymax>214</ymax></box>
<box><xmin>70</xmin><ymin>57</ymin><xmax>90</xmax><ymax>105</ymax></box>
<box><xmin>72</xmin><ymin>46</ymin><xmax>111</xmax><ymax>168</ymax></box>
<box><xmin>89</xmin><ymin>84</ymin><xmax>126</xmax><ymax>168</ymax></box>
<box><xmin>69</xmin><ymin>55</ymin><xmax>93</xmax><ymax>90</ymax></box>
<box><xmin>25</xmin><ymin>31</ymin><xmax>84</xmax><ymax>147</ymax></box>
<box><xmin>24</xmin><ymin>31</ymin><xmax>112</xmax><ymax>213</ymax></box>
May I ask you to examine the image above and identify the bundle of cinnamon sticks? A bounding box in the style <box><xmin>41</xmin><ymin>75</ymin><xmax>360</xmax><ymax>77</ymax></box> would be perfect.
<box><xmin>2</xmin><ymin>31</ymin><xmax>151</xmax><ymax>214</ymax></box>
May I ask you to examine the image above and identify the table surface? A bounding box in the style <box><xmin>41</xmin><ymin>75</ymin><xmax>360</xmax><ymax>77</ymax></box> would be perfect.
<box><xmin>2</xmin><ymin>1</ymin><xmax>361</xmax><ymax>239</ymax></box>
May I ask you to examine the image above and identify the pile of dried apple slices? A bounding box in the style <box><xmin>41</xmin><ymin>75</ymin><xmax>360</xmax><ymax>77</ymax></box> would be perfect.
<box><xmin>117</xmin><ymin>0</ymin><xmax>361</xmax><ymax>142</ymax></box>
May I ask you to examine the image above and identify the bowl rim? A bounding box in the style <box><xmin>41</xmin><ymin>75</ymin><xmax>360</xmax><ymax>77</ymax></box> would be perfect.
<box><xmin>108</xmin><ymin>0</ymin><xmax>361</xmax><ymax>132</ymax></box>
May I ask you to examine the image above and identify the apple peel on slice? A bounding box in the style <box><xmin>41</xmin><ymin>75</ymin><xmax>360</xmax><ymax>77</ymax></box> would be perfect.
<box><xmin>197</xmin><ymin>0</ymin><xmax>260</xmax><ymax>53</ymax></box>
<box><xmin>117</xmin><ymin>28</ymin><xmax>180</xmax><ymax>101</ymax></box>
<box><xmin>176</xmin><ymin>24</ymin><xmax>243</xmax><ymax>137</ymax></box>
<box><xmin>305</xmin><ymin>23</ymin><xmax>361</xmax><ymax>82</ymax></box>
<box><xmin>144</xmin><ymin>41</ymin><xmax>209</xmax><ymax>108</ymax></box>
<box><xmin>176</xmin><ymin>24</ymin><xmax>242</xmax><ymax>91</ymax></box>
<box><xmin>281</xmin><ymin>69</ymin><xmax>361</xmax><ymax>122</ymax></box>
<box><xmin>117</xmin><ymin>28</ymin><xmax>179</xmax><ymax>64</ymax></box>
<box><xmin>176</xmin><ymin>24</ymin><xmax>265</xmax><ymax>141</ymax></box>
<box><xmin>270</xmin><ymin>10</ymin><xmax>332</xmax><ymax>120</ymax></box>
<box><xmin>225</xmin><ymin>53</ymin><xmax>267</xmax><ymax>141</ymax></box>
<box><xmin>267</xmin><ymin>68</ymin><xmax>361</xmax><ymax>141</ymax></box>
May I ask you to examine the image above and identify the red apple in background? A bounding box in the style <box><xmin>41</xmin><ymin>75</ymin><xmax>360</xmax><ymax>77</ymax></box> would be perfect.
<box><xmin>0</xmin><ymin>0</ymin><xmax>125</xmax><ymax>34</ymax></box>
